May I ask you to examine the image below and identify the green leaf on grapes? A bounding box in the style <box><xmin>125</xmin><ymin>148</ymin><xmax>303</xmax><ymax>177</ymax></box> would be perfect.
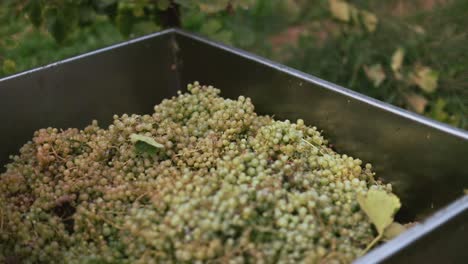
<box><xmin>130</xmin><ymin>134</ymin><xmax>164</xmax><ymax>155</ymax></box>
<box><xmin>383</xmin><ymin>222</ymin><xmax>406</xmax><ymax>241</ymax></box>
<box><xmin>357</xmin><ymin>189</ymin><xmax>401</xmax><ymax>235</ymax></box>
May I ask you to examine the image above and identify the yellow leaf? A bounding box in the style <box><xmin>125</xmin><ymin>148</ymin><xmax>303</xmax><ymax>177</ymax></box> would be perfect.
<box><xmin>391</xmin><ymin>48</ymin><xmax>405</xmax><ymax>73</ymax></box>
<box><xmin>410</xmin><ymin>66</ymin><xmax>439</xmax><ymax>93</ymax></box>
<box><xmin>357</xmin><ymin>189</ymin><xmax>401</xmax><ymax>235</ymax></box>
<box><xmin>404</xmin><ymin>93</ymin><xmax>428</xmax><ymax>114</ymax></box>
<box><xmin>361</xmin><ymin>10</ymin><xmax>378</xmax><ymax>32</ymax></box>
<box><xmin>383</xmin><ymin>222</ymin><xmax>407</xmax><ymax>241</ymax></box>
<box><xmin>364</xmin><ymin>64</ymin><xmax>386</xmax><ymax>87</ymax></box>
<box><xmin>410</xmin><ymin>24</ymin><xmax>425</xmax><ymax>34</ymax></box>
<box><xmin>464</xmin><ymin>189</ymin><xmax>468</xmax><ymax>195</ymax></box>
<box><xmin>329</xmin><ymin>0</ymin><xmax>350</xmax><ymax>22</ymax></box>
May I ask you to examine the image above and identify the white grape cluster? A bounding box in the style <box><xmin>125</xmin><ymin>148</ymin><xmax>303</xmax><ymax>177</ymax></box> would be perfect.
<box><xmin>0</xmin><ymin>82</ymin><xmax>392</xmax><ymax>264</ymax></box>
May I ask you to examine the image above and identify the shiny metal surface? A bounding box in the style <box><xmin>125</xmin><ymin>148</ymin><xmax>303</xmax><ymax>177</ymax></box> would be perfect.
<box><xmin>0</xmin><ymin>28</ymin><xmax>466</xmax><ymax>263</ymax></box>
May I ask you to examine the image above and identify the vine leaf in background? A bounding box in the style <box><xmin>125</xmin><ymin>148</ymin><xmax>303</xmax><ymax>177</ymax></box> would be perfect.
<box><xmin>364</xmin><ymin>64</ymin><xmax>386</xmax><ymax>87</ymax></box>
<box><xmin>410</xmin><ymin>65</ymin><xmax>439</xmax><ymax>93</ymax></box>
<box><xmin>391</xmin><ymin>47</ymin><xmax>405</xmax><ymax>80</ymax></box>
<box><xmin>329</xmin><ymin>0</ymin><xmax>351</xmax><ymax>22</ymax></box>
<box><xmin>404</xmin><ymin>93</ymin><xmax>428</xmax><ymax>114</ymax></box>
<box><xmin>329</xmin><ymin>0</ymin><xmax>378</xmax><ymax>32</ymax></box>
<box><xmin>361</xmin><ymin>10</ymin><xmax>378</xmax><ymax>32</ymax></box>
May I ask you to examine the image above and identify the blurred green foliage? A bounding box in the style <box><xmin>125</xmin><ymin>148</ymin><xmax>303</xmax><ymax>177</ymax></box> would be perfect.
<box><xmin>0</xmin><ymin>0</ymin><xmax>466</xmax><ymax>129</ymax></box>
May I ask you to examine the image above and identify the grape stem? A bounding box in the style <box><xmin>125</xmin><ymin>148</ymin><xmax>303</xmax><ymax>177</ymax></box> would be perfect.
<box><xmin>50</xmin><ymin>145</ymin><xmax>66</xmax><ymax>161</ymax></box>
<box><xmin>363</xmin><ymin>233</ymin><xmax>383</xmax><ymax>254</ymax></box>
<box><xmin>301</xmin><ymin>138</ymin><xmax>326</xmax><ymax>155</ymax></box>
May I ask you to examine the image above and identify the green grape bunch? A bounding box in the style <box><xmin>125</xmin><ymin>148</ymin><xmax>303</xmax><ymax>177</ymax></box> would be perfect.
<box><xmin>0</xmin><ymin>82</ymin><xmax>403</xmax><ymax>263</ymax></box>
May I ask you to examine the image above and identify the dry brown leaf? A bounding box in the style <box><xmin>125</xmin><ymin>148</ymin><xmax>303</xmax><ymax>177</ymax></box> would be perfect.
<box><xmin>410</xmin><ymin>66</ymin><xmax>439</xmax><ymax>93</ymax></box>
<box><xmin>364</xmin><ymin>64</ymin><xmax>386</xmax><ymax>87</ymax></box>
<box><xmin>405</xmin><ymin>93</ymin><xmax>428</xmax><ymax>114</ymax></box>
<box><xmin>361</xmin><ymin>10</ymin><xmax>378</xmax><ymax>32</ymax></box>
<box><xmin>329</xmin><ymin>0</ymin><xmax>350</xmax><ymax>22</ymax></box>
<box><xmin>391</xmin><ymin>48</ymin><xmax>405</xmax><ymax>73</ymax></box>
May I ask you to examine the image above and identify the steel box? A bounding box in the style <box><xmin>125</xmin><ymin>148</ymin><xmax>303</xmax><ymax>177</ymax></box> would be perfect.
<box><xmin>0</xmin><ymin>29</ymin><xmax>466</xmax><ymax>263</ymax></box>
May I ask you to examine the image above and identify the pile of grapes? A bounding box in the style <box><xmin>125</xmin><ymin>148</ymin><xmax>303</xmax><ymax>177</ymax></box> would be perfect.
<box><xmin>0</xmin><ymin>82</ymin><xmax>398</xmax><ymax>263</ymax></box>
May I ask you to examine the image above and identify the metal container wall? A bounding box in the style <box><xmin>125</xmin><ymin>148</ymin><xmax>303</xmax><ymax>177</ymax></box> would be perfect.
<box><xmin>0</xmin><ymin>29</ymin><xmax>466</xmax><ymax>263</ymax></box>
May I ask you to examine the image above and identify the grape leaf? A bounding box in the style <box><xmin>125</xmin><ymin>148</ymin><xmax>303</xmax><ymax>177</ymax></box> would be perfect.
<box><xmin>357</xmin><ymin>189</ymin><xmax>401</xmax><ymax>235</ymax></box>
<box><xmin>383</xmin><ymin>222</ymin><xmax>406</xmax><ymax>241</ymax></box>
<box><xmin>329</xmin><ymin>0</ymin><xmax>350</xmax><ymax>22</ymax></box>
<box><xmin>391</xmin><ymin>48</ymin><xmax>405</xmax><ymax>74</ymax></box>
<box><xmin>361</xmin><ymin>10</ymin><xmax>378</xmax><ymax>32</ymax></box>
<box><xmin>157</xmin><ymin>0</ymin><xmax>171</xmax><ymax>11</ymax></box>
<box><xmin>404</xmin><ymin>93</ymin><xmax>427</xmax><ymax>114</ymax></box>
<box><xmin>130</xmin><ymin>134</ymin><xmax>164</xmax><ymax>155</ymax></box>
<box><xmin>364</xmin><ymin>64</ymin><xmax>386</xmax><ymax>87</ymax></box>
<box><xmin>410</xmin><ymin>66</ymin><xmax>439</xmax><ymax>93</ymax></box>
